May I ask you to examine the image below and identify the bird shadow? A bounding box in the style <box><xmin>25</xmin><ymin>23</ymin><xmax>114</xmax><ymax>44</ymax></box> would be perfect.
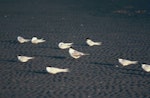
<box><xmin>90</xmin><ymin>62</ymin><xmax>115</xmax><ymax>67</ymax></box>
<box><xmin>0</xmin><ymin>40</ymin><xmax>19</xmax><ymax>44</ymax></box>
<box><xmin>18</xmin><ymin>70</ymin><xmax>48</xmax><ymax>74</ymax></box>
<box><xmin>0</xmin><ymin>59</ymin><xmax>17</xmax><ymax>62</ymax></box>
<box><xmin>90</xmin><ymin>62</ymin><xmax>150</xmax><ymax>76</ymax></box>
<box><xmin>37</xmin><ymin>46</ymin><xmax>59</xmax><ymax>49</ymax></box>
<box><xmin>35</xmin><ymin>55</ymin><xmax>66</xmax><ymax>59</ymax></box>
<box><xmin>51</xmin><ymin>47</ymin><xmax>60</xmax><ymax>50</ymax></box>
<box><xmin>121</xmin><ymin>71</ymin><xmax>150</xmax><ymax>77</ymax></box>
<box><xmin>117</xmin><ymin>67</ymin><xmax>150</xmax><ymax>77</ymax></box>
<box><xmin>51</xmin><ymin>55</ymin><xmax>66</xmax><ymax>59</ymax></box>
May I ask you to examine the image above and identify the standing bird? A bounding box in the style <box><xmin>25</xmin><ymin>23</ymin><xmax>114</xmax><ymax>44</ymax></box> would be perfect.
<box><xmin>69</xmin><ymin>47</ymin><xmax>89</xmax><ymax>59</ymax></box>
<box><xmin>118</xmin><ymin>58</ymin><xmax>138</xmax><ymax>66</ymax></box>
<box><xmin>58</xmin><ymin>42</ymin><xmax>73</xmax><ymax>49</ymax></box>
<box><xmin>141</xmin><ymin>64</ymin><xmax>150</xmax><ymax>72</ymax></box>
<box><xmin>86</xmin><ymin>38</ymin><xmax>102</xmax><ymax>46</ymax></box>
<box><xmin>31</xmin><ymin>37</ymin><xmax>46</xmax><ymax>44</ymax></box>
<box><xmin>17</xmin><ymin>36</ymin><xmax>30</xmax><ymax>43</ymax></box>
<box><xmin>17</xmin><ymin>55</ymin><xmax>34</xmax><ymax>62</ymax></box>
<box><xmin>46</xmin><ymin>66</ymin><xmax>69</xmax><ymax>74</ymax></box>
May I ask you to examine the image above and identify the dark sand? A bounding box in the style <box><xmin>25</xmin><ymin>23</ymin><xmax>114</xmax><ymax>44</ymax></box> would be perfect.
<box><xmin>0</xmin><ymin>0</ymin><xmax>150</xmax><ymax>98</ymax></box>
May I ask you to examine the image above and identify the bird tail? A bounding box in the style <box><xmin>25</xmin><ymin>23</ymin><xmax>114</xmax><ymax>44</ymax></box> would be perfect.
<box><xmin>62</xmin><ymin>68</ymin><xmax>70</xmax><ymax>72</ymax></box>
<box><xmin>39</xmin><ymin>39</ymin><xmax>46</xmax><ymax>42</ymax></box>
<box><xmin>132</xmin><ymin>61</ymin><xmax>138</xmax><ymax>64</ymax></box>
<box><xmin>66</xmin><ymin>43</ymin><xmax>73</xmax><ymax>45</ymax></box>
<box><xmin>82</xmin><ymin>53</ymin><xmax>90</xmax><ymax>56</ymax></box>
<box><xmin>29</xmin><ymin>57</ymin><xmax>35</xmax><ymax>59</ymax></box>
<box><xmin>94</xmin><ymin>42</ymin><xmax>102</xmax><ymax>45</ymax></box>
<box><xmin>24</xmin><ymin>39</ymin><xmax>31</xmax><ymax>42</ymax></box>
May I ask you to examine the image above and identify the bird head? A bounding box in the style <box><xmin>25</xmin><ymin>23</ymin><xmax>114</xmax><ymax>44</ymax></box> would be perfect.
<box><xmin>86</xmin><ymin>37</ymin><xmax>90</xmax><ymax>40</ymax></box>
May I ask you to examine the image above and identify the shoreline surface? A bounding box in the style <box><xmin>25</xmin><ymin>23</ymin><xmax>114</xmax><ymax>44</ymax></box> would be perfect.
<box><xmin>0</xmin><ymin>0</ymin><xmax>150</xmax><ymax>98</ymax></box>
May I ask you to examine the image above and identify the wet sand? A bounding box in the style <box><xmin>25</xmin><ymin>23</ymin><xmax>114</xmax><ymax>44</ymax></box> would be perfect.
<box><xmin>0</xmin><ymin>0</ymin><xmax>150</xmax><ymax>98</ymax></box>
